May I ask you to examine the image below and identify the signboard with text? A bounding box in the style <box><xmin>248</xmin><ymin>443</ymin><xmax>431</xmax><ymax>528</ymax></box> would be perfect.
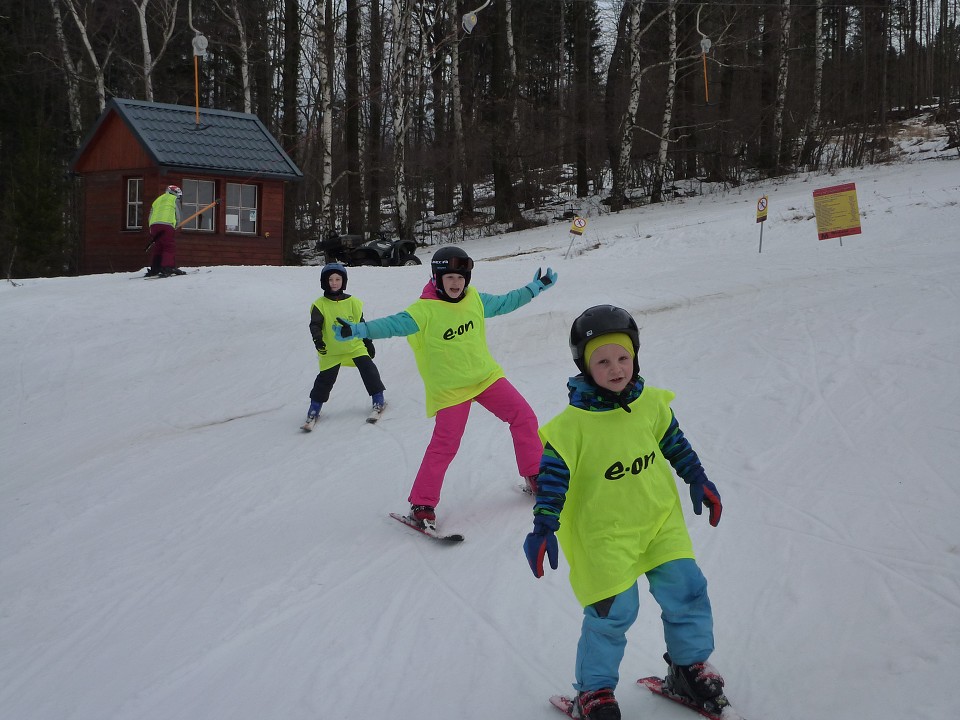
<box><xmin>813</xmin><ymin>183</ymin><xmax>861</xmax><ymax>241</ymax></box>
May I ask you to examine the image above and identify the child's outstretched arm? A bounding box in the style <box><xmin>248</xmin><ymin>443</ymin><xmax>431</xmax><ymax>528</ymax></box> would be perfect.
<box><xmin>660</xmin><ymin>411</ymin><xmax>723</xmax><ymax>526</ymax></box>
<box><xmin>333</xmin><ymin>310</ymin><xmax>419</xmax><ymax>342</ymax></box>
<box><xmin>480</xmin><ymin>267</ymin><xmax>557</xmax><ymax>318</ymax></box>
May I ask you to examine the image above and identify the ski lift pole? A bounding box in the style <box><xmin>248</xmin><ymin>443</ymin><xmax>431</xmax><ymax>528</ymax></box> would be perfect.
<box><xmin>188</xmin><ymin>0</ymin><xmax>208</xmax><ymax>127</ymax></box>
<box><xmin>696</xmin><ymin>6</ymin><xmax>712</xmax><ymax>105</ymax></box>
<box><xmin>462</xmin><ymin>0</ymin><xmax>492</xmax><ymax>34</ymax></box>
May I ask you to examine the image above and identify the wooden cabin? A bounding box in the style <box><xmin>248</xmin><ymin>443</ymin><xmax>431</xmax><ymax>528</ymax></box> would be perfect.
<box><xmin>69</xmin><ymin>98</ymin><xmax>302</xmax><ymax>275</ymax></box>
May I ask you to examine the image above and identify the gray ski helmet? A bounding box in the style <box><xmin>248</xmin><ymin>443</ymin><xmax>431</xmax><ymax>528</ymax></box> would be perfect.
<box><xmin>569</xmin><ymin>305</ymin><xmax>641</xmax><ymax>375</ymax></box>
<box><xmin>320</xmin><ymin>262</ymin><xmax>348</xmax><ymax>292</ymax></box>
<box><xmin>431</xmin><ymin>246</ymin><xmax>473</xmax><ymax>298</ymax></box>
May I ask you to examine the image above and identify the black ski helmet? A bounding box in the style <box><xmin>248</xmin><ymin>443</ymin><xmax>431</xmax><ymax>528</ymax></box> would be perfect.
<box><xmin>320</xmin><ymin>262</ymin><xmax>348</xmax><ymax>293</ymax></box>
<box><xmin>569</xmin><ymin>305</ymin><xmax>641</xmax><ymax>376</ymax></box>
<box><xmin>431</xmin><ymin>246</ymin><xmax>474</xmax><ymax>300</ymax></box>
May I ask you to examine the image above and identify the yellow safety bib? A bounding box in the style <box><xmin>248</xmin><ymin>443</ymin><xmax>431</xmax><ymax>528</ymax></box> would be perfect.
<box><xmin>313</xmin><ymin>295</ymin><xmax>368</xmax><ymax>371</ymax></box>
<box><xmin>540</xmin><ymin>386</ymin><xmax>694</xmax><ymax>607</ymax></box>
<box><xmin>404</xmin><ymin>287</ymin><xmax>504</xmax><ymax>416</ymax></box>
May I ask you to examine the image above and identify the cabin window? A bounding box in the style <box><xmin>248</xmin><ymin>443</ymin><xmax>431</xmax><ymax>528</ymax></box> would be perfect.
<box><xmin>125</xmin><ymin>178</ymin><xmax>144</xmax><ymax>229</ymax></box>
<box><xmin>181</xmin><ymin>179</ymin><xmax>217</xmax><ymax>231</ymax></box>
<box><xmin>225</xmin><ymin>183</ymin><xmax>258</xmax><ymax>235</ymax></box>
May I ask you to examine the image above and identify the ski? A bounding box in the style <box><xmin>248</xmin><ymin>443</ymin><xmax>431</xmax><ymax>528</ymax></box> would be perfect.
<box><xmin>388</xmin><ymin>512</ymin><xmax>464</xmax><ymax>543</ymax></box>
<box><xmin>139</xmin><ymin>268</ymin><xmax>209</xmax><ymax>279</ymax></box>
<box><xmin>366</xmin><ymin>403</ymin><xmax>386</xmax><ymax>424</ymax></box>
<box><xmin>518</xmin><ymin>481</ymin><xmax>536</xmax><ymax>497</ymax></box>
<box><xmin>548</xmin><ymin>695</ymin><xmax>575</xmax><ymax>717</ymax></box>
<box><xmin>637</xmin><ymin>677</ymin><xmax>746</xmax><ymax>720</ymax></box>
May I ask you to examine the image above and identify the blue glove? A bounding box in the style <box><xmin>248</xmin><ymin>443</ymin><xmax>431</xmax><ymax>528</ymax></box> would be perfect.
<box><xmin>334</xmin><ymin>318</ymin><xmax>366</xmax><ymax>341</ymax></box>
<box><xmin>523</xmin><ymin>514</ymin><xmax>560</xmax><ymax>578</ymax></box>
<box><xmin>686</xmin><ymin>470</ymin><xmax>722</xmax><ymax>527</ymax></box>
<box><xmin>525</xmin><ymin>267</ymin><xmax>557</xmax><ymax>298</ymax></box>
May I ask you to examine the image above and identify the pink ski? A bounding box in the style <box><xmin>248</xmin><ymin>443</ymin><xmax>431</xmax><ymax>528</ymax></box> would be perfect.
<box><xmin>638</xmin><ymin>676</ymin><xmax>746</xmax><ymax>720</ymax></box>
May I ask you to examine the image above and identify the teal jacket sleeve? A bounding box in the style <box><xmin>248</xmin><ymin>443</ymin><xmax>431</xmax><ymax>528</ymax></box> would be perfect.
<box><xmin>478</xmin><ymin>286</ymin><xmax>535</xmax><ymax>318</ymax></box>
<box><xmin>360</xmin><ymin>310</ymin><xmax>420</xmax><ymax>340</ymax></box>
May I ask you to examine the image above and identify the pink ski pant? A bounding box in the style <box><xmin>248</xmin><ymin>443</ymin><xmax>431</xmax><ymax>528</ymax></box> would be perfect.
<box><xmin>408</xmin><ymin>377</ymin><xmax>542</xmax><ymax>507</ymax></box>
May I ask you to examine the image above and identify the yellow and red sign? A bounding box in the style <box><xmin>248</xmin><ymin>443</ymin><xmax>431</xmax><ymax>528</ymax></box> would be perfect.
<box><xmin>569</xmin><ymin>216</ymin><xmax>587</xmax><ymax>236</ymax></box>
<box><xmin>813</xmin><ymin>183</ymin><xmax>861</xmax><ymax>241</ymax></box>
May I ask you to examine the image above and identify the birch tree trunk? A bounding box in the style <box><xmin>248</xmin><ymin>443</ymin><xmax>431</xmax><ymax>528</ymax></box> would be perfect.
<box><xmin>651</xmin><ymin>0</ymin><xmax>677</xmax><ymax>204</ymax></box>
<box><xmin>609</xmin><ymin>0</ymin><xmax>644</xmax><ymax>212</ymax></box>
<box><xmin>504</xmin><ymin>0</ymin><xmax>528</xmax><ymax>209</ymax></box>
<box><xmin>319</xmin><ymin>0</ymin><xmax>334</xmax><ymax>237</ymax></box>
<box><xmin>772</xmin><ymin>0</ymin><xmax>792</xmax><ymax>174</ymax></box>
<box><xmin>366</xmin><ymin>0</ymin><xmax>384</xmax><ymax>233</ymax></box>
<box><xmin>48</xmin><ymin>0</ymin><xmax>83</xmax><ymax>140</ymax></box>
<box><xmin>390</xmin><ymin>0</ymin><xmax>413</xmax><ymax>238</ymax></box>
<box><xmin>447</xmin><ymin>0</ymin><xmax>472</xmax><ymax>213</ymax></box>
<box><xmin>131</xmin><ymin>0</ymin><xmax>178</xmax><ymax>103</ymax></box>
<box><xmin>800</xmin><ymin>0</ymin><xmax>824</xmax><ymax>168</ymax></box>
<box><xmin>213</xmin><ymin>0</ymin><xmax>252</xmax><ymax>112</ymax></box>
<box><xmin>62</xmin><ymin>0</ymin><xmax>108</xmax><ymax>112</ymax></box>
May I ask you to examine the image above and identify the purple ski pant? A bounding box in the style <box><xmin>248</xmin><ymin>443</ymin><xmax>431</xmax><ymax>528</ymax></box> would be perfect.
<box><xmin>408</xmin><ymin>377</ymin><xmax>542</xmax><ymax>508</ymax></box>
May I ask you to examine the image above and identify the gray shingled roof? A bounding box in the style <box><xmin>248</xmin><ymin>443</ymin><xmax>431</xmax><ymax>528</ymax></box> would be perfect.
<box><xmin>75</xmin><ymin>98</ymin><xmax>302</xmax><ymax>180</ymax></box>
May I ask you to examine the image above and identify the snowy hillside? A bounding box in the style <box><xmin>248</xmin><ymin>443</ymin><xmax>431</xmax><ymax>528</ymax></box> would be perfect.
<box><xmin>2</xmin><ymin>152</ymin><xmax>959</xmax><ymax>720</ymax></box>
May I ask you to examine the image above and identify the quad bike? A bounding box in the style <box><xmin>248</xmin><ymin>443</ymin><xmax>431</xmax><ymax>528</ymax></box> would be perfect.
<box><xmin>317</xmin><ymin>231</ymin><xmax>421</xmax><ymax>266</ymax></box>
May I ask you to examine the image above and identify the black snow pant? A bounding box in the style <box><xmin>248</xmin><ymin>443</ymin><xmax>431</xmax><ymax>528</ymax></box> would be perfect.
<box><xmin>310</xmin><ymin>355</ymin><xmax>385</xmax><ymax>404</ymax></box>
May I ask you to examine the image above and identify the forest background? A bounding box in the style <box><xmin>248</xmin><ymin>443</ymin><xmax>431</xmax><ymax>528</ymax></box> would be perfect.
<box><xmin>1</xmin><ymin>0</ymin><xmax>958</xmax><ymax>279</ymax></box>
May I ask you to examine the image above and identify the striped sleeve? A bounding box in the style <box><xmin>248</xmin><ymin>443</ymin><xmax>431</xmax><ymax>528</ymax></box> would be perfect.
<box><xmin>533</xmin><ymin>442</ymin><xmax>570</xmax><ymax>524</ymax></box>
<box><xmin>659</xmin><ymin>410</ymin><xmax>707</xmax><ymax>484</ymax></box>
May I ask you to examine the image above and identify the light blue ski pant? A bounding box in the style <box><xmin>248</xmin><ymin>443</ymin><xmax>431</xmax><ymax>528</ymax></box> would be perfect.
<box><xmin>574</xmin><ymin>558</ymin><xmax>714</xmax><ymax>693</ymax></box>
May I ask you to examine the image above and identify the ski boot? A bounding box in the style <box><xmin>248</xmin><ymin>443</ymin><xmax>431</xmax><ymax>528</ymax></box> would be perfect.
<box><xmin>159</xmin><ymin>267</ymin><xmax>187</xmax><ymax>277</ymax></box>
<box><xmin>662</xmin><ymin>653</ymin><xmax>730</xmax><ymax>716</ymax></box>
<box><xmin>571</xmin><ymin>688</ymin><xmax>620</xmax><ymax>720</ymax></box>
<box><xmin>371</xmin><ymin>391</ymin><xmax>385</xmax><ymax>414</ymax></box>
<box><xmin>301</xmin><ymin>401</ymin><xmax>323</xmax><ymax>431</ymax></box>
<box><xmin>409</xmin><ymin>504</ymin><xmax>436</xmax><ymax>531</ymax></box>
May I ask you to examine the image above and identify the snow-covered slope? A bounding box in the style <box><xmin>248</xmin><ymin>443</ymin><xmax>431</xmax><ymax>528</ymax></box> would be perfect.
<box><xmin>2</xmin><ymin>156</ymin><xmax>959</xmax><ymax>720</ymax></box>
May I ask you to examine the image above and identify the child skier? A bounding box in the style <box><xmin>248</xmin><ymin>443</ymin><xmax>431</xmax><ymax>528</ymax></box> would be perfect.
<box><xmin>302</xmin><ymin>263</ymin><xmax>385</xmax><ymax>431</ymax></box>
<box><xmin>523</xmin><ymin>305</ymin><xmax>729</xmax><ymax>720</ymax></box>
<box><xmin>333</xmin><ymin>245</ymin><xmax>556</xmax><ymax>530</ymax></box>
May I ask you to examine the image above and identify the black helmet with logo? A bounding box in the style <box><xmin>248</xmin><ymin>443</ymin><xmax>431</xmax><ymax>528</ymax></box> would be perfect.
<box><xmin>569</xmin><ymin>305</ymin><xmax>641</xmax><ymax>375</ymax></box>
<box><xmin>431</xmin><ymin>246</ymin><xmax>474</xmax><ymax>300</ymax></box>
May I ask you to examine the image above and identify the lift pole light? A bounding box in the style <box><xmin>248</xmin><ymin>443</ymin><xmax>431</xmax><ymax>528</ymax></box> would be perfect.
<box><xmin>462</xmin><ymin>0</ymin><xmax>492</xmax><ymax>35</ymax></box>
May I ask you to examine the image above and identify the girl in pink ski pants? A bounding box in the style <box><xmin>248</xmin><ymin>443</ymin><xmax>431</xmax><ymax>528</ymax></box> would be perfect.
<box><xmin>409</xmin><ymin>377</ymin><xmax>542</xmax><ymax>507</ymax></box>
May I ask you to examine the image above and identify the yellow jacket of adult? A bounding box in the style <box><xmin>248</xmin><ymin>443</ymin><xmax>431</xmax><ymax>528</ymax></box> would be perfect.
<box><xmin>540</xmin><ymin>386</ymin><xmax>694</xmax><ymax>608</ymax></box>
<box><xmin>404</xmin><ymin>287</ymin><xmax>504</xmax><ymax>416</ymax></box>
<box><xmin>149</xmin><ymin>193</ymin><xmax>179</xmax><ymax>227</ymax></box>
<box><xmin>313</xmin><ymin>295</ymin><xmax>369</xmax><ymax>371</ymax></box>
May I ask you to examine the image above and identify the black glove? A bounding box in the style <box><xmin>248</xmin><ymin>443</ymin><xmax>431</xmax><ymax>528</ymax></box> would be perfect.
<box><xmin>335</xmin><ymin>318</ymin><xmax>355</xmax><ymax>340</ymax></box>
<box><xmin>363</xmin><ymin>339</ymin><xmax>376</xmax><ymax>359</ymax></box>
<box><xmin>317</xmin><ymin>345</ymin><xmax>327</xmax><ymax>356</ymax></box>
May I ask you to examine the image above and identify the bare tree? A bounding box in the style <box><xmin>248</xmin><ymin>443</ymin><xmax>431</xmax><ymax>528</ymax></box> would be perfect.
<box><xmin>390</xmin><ymin>0</ymin><xmax>414</xmax><ymax>237</ymax></box>
<box><xmin>772</xmin><ymin>0</ymin><xmax>792</xmax><ymax>174</ymax></box>
<box><xmin>652</xmin><ymin>0</ymin><xmax>677</xmax><ymax>204</ymax></box>
<box><xmin>212</xmin><ymin>0</ymin><xmax>253</xmax><ymax>112</ymax></box>
<box><xmin>48</xmin><ymin>0</ymin><xmax>84</xmax><ymax>140</ymax></box>
<box><xmin>130</xmin><ymin>0</ymin><xmax>178</xmax><ymax>102</ymax></box>
<box><xmin>608</xmin><ymin>0</ymin><xmax>645</xmax><ymax>211</ymax></box>
<box><xmin>61</xmin><ymin>0</ymin><xmax>112</xmax><ymax>111</ymax></box>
